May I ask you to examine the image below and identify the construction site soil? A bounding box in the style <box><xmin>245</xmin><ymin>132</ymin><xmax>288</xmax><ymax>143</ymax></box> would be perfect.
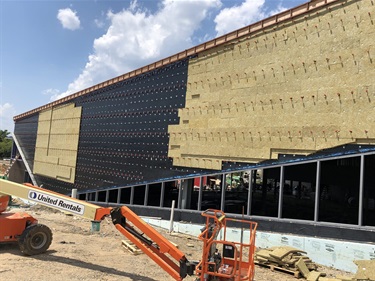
<box><xmin>0</xmin><ymin>160</ymin><xmax>9</xmax><ymax>176</ymax></box>
<box><xmin>0</xmin><ymin>204</ymin><xmax>353</xmax><ymax>281</ymax></box>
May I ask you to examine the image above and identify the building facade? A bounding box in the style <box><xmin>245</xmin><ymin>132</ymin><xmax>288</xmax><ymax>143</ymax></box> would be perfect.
<box><xmin>11</xmin><ymin>0</ymin><xmax>375</xmax><ymax>242</ymax></box>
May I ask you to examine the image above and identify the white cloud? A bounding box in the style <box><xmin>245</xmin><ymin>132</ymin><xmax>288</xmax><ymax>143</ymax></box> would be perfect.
<box><xmin>0</xmin><ymin>103</ymin><xmax>16</xmax><ymax>132</ymax></box>
<box><xmin>214</xmin><ymin>0</ymin><xmax>287</xmax><ymax>36</ymax></box>
<box><xmin>94</xmin><ymin>19</ymin><xmax>105</xmax><ymax>28</ymax></box>
<box><xmin>43</xmin><ymin>88</ymin><xmax>61</xmax><ymax>101</ymax></box>
<box><xmin>129</xmin><ymin>0</ymin><xmax>138</xmax><ymax>12</ymax></box>
<box><xmin>268</xmin><ymin>4</ymin><xmax>289</xmax><ymax>19</ymax></box>
<box><xmin>57</xmin><ymin>8</ymin><xmax>81</xmax><ymax>30</ymax></box>
<box><xmin>54</xmin><ymin>0</ymin><xmax>221</xmax><ymax>100</ymax></box>
<box><xmin>94</xmin><ymin>10</ymin><xmax>107</xmax><ymax>29</ymax></box>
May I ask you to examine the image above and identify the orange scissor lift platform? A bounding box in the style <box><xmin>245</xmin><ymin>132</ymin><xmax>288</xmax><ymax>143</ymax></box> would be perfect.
<box><xmin>195</xmin><ymin>209</ymin><xmax>257</xmax><ymax>281</ymax></box>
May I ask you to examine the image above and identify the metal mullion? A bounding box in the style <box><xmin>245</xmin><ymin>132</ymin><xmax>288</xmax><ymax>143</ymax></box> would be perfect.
<box><xmin>221</xmin><ymin>174</ymin><xmax>226</xmax><ymax>211</ymax></box>
<box><xmin>160</xmin><ymin>182</ymin><xmax>165</xmax><ymax>207</ymax></box>
<box><xmin>314</xmin><ymin>161</ymin><xmax>321</xmax><ymax>222</ymax></box>
<box><xmin>247</xmin><ymin>170</ymin><xmax>254</xmax><ymax>216</ymax></box>
<box><xmin>278</xmin><ymin>166</ymin><xmax>284</xmax><ymax>219</ymax></box>
<box><xmin>358</xmin><ymin>155</ymin><xmax>365</xmax><ymax>226</ymax></box>
<box><xmin>130</xmin><ymin>186</ymin><xmax>134</xmax><ymax>205</ymax></box>
<box><xmin>197</xmin><ymin>177</ymin><xmax>203</xmax><ymax>211</ymax></box>
<box><xmin>144</xmin><ymin>184</ymin><xmax>149</xmax><ymax>206</ymax></box>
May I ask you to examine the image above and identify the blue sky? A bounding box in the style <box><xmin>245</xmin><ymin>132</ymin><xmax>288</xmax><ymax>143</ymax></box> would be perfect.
<box><xmin>0</xmin><ymin>0</ymin><xmax>306</xmax><ymax>132</ymax></box>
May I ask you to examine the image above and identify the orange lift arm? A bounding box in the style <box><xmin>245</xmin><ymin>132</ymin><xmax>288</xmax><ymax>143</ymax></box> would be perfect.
<box><xmin>110</xmin><ymin>206</ymin><xmax>195</xmax><ymax>281</ymax></box>
<box><xmin>0</xmin><ymin>179</ymin><xmax>195</xmax><ymax>280</ymax></box>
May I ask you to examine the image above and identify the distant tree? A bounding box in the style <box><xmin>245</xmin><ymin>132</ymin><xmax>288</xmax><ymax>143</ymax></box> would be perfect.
<box><xmin>0</xmin><ymin>129</ymin><xmax>10</xmax><ymax>141</ymax></box>
<box><xmin>0</xmin><ymin>129</ymin><xmax>12</xmax><ymax>158</ymax></box>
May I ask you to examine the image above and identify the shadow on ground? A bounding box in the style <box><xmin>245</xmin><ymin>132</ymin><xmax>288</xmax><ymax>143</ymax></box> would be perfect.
<box><xmin>1</xmin><ymin>245</ymin><xmax>160</xmax><ymax>281</ymax></box>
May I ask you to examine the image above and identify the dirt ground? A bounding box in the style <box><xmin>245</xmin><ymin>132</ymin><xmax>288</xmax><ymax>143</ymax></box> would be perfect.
<box><xmin>0</xmin><ymin>204</ymin><xmax>352</xmax><ymax>281</ymax></box>
<box><xmin>0</xmin><ymin>159</ymin><xmax>10</xmax><ymax>175</ymax></box>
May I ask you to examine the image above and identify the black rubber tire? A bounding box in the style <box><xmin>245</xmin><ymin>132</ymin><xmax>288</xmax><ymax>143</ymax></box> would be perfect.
<box><xmin>18</xmin><ymin>224</ymin><xmax>53</xmax><ymax>255</ymax></box>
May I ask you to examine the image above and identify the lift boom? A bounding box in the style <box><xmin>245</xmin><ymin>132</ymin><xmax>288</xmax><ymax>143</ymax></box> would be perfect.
<box><xmin>0</xmin><ymin>179</ymin><xmax>257</xmax><ymax>281</ymax></box>
<box><xmin>0</xmin><ymin>179</ymin><xmax>194</xmax><ymax>280</ymax></box>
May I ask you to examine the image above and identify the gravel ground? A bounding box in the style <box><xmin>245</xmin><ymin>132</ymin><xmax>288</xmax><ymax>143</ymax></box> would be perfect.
<box><xmin>0</xmin><ymin>205</ymin><xmax>353</xmax><ymax>281</ymax></box>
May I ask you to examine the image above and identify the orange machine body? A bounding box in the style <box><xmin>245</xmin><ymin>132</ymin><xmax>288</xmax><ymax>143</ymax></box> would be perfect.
<box><xmin>195</xmin><ymin>209</ymin><xmax>258</xmax><ymax>281</ymax></box>
<box><xmin>0</xmin><ymin>195</ymin><xmax>38</xmax><ymax>243</ymax></box>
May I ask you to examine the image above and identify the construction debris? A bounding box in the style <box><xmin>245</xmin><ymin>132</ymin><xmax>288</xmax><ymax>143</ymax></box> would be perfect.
<box><xmin>254</xmin><ymin>246</ymin><xmax>356</xmax><ymax>281</ymax></box>
<box><xmin>255</xmin><ymin>246</ymin><xmax>317</xmax><ymax>277</ymax></box>
<box><xmin>121</xmin><ymin>239</ymin><xmax>143</xmax><ymax>255</ymax></box>
<box><xmin>170</xmin><ymin>241</ymin><xmax>179</xmax><ymax>249</ymax></box>
<box><xmin>353</xmin><ymin>260</ymin><xmax>375</xmax><ymax>281</ymax></box>
<box><xmin>9</xmin><ymin>197</ymin><xmax>30</xmax><ymax>208</ymax></box>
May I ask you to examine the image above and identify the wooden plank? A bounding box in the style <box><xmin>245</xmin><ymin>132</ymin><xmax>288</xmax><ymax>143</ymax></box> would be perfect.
<box><xmin>296</xmin><ymin>258</ymin><xmax>310</xmax><ymax>278</ymax></box>
<box><xmin>255</xmin><ymin>261</ymin><xmax>300</xmax><ymax>278</ymax></box>
<box><xmin>354</xmin><ymin>260</ymin><xmax>375</xmax><ymax>280</ymax></box>
<box><xmin>318</xmin><ymin>277</ymin><xmax>346</xmax><ymax>281</ymax></box>
<box><xmin>255</xmin><ymin>256</ymin><xmax>269</xmax><ymax>263</ymax></box>
<box><xmin>270</xmin><ymin>246</ymin><xmax>306</xmax><ymax>260</ymax></box>
<box><xmin>335</xmin><ymin>275</ymin><xmax>354</xmax><ymax>281</ymax></box>
<box><xmin>307</xmin><ymin>271</ymin><xmax>323</xmax><ymax>281</ymax></box>
<box><xmin>170</xmin><ymin>241</ymin><xmax>179</xmax><ymax>249</ymax></box>
<box><xmin>121</xmin><ymin>240</ymin><xmax>143</xmax><ymax>255</ymax></box>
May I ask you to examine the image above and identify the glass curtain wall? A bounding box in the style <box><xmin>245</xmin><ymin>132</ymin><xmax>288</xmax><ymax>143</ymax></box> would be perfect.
<box><xmin>119</xmin><ymin>187</ymin><xmax>131</xmax><ymax>204</ymax></box>
<box><xmin>224</xmin><ymin>172</ymin><xmax>249</xmax><ymax>214</ymax></box>
<box><xmin>108</xmin><ymin>189</ymin><xmax>118</xmax><ymax>203</ymax></box>
<box><xmin>363</xmin><ymin>154</ymin><xmax>375</xmax><ymax>226</ymax></box>
<box><xmin>147</xmin><ymin>183</ymin><xmax>162</xmax><ymax>206</ymax></box>
<box><xmin>251</xmin><ymin>168</ymin><xmax>279</xmax><ymax>217</ymax></box>
<box><xmin>98</xmin><ymin>190</ymin><xmax>106</xmax><ymax>201</ymax></box>
<box><xmin>282</xmin><ymin>163</ymin><xmax>317</xmax><ymax>220</ymax></box>
<box><xmin>80</xmin><ymin>152</ymin><xmax>375</xmax><ymax>230</ymax></box>
<box><xmin>319</xmin><ymin>157</ymin><xmax>360</xmax><ymax>224</ymax></box>
<box><xmin>133</xmin><ymin>185</ymin><xmax>146</xmax><ymax>205</ymax></box>
<box><xmin>187</xmin><ymin>178</ymin><xmax>200</xmax><ymax>210</ymax></box>
<box><xmin>162</xmin><ymin>181</ymin><xmax>179</xmax><ymax>208</ymax></box>
<box><xmin>201</xmin><ymin>174</ymin><xmax>223</xmax><ymax>210</ymax></box>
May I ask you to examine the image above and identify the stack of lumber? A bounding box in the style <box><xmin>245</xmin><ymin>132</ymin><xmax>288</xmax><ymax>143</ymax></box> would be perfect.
<box><xmin>255</xmin><ymin>246</ymin><xmax>317</xmax><ymax>277</ymax></box>
<box><xmin>255</xmin><ymin>246</ymin><xmax>354</xmax><ymax>281</ymax></box>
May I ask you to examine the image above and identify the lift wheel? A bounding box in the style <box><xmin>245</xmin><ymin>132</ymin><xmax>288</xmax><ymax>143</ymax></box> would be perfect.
<box><xmin>18</xmin><ymin>224</ymin><xmax>53</xmax><ymax>255</ymax></box>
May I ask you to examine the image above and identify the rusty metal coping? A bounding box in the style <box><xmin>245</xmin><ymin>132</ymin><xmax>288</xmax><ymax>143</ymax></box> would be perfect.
<box><xmin>14</xmin><ymin>0</ymin><xmax>343</xmax><ymax>121</ymax></box>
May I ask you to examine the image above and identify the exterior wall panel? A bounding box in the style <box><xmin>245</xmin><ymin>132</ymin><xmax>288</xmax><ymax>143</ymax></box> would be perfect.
<box><xmin>168</xmin><ymin>0</ymin><xmax>375</xmax><ymax>169</ymax></box>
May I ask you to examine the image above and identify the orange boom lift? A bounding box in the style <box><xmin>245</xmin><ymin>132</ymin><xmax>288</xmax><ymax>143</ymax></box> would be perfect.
<box><xmin>0</xmin><ymin>179</ymin><xmax>257</xmax><ymax>281</ymax></box>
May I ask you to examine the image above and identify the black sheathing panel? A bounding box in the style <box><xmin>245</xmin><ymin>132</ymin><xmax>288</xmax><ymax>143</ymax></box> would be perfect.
<box><xmin>74</xmin><ymin>59</ymin><xmax>207</xmax><ymax>192</ymax></box>
<box><xmin>14</xmin><ymin>59</ymin><xmax>219</xmax><ymax>194</ymax></box>
<box><xmin>13</xmin><ymin>114</ymin><xmax>39</xmax><ymax>171</ymax></box>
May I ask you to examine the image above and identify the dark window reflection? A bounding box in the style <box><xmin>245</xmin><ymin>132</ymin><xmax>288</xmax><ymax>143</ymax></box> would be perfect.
<box><xmin>133</xmin><ymin>185</ymin><xmax>146</xmax><ymax>205</ymax></box>
<box><xmin>251</xmin><ymin>168</ymin><xmax>278</xmax><ymax>217</ymax></box>
<box><xmin>120</xmin><ymin>188</ymin><xmax>131</xmax><ymax>204</ymax></box>
<box><xmin>201</xmin><ymin>175</ymin><xmax>223</xmax><ymax>210</ymax></box>
<box><xmin>187</xmin><ymin>178</ymin><xmax>200</xmax><ymax>210</ymax></box>
<box><xmin>108</xmin><ymin>189</ymin><xmax>118</xmax><ymax>203</ymax></box>
<box><xmin>163</xmin><ymin>181</ymin><xmax>179</xmax><ymax>208</ymax></box>
<box><xmin>319</xmin><ymin>157</ymin><xmax>360</xmax><ymax>224</ymax></box>
<box><xmin>98</xmin><ymin>190</ymin><xmax>106</xmax><ymax>202</ymax></box>
<box><xmin>363</xmin><ymin>154</ymin><xmax>375</xmax><ymax>226</ymax></box>
<box><xmin>282</xmin><ymin>163</ymin><xmax>316</xmax><ymax>220</ymax></box>
<box><xmin>224</xmin><ymin>172</ymin><xmax>248</xmax><ymax>214</ymax></box>
<box><xmin>148</xmin><ymin>183</ymin><xmax>162</xmax><ymax>206</ymax></box>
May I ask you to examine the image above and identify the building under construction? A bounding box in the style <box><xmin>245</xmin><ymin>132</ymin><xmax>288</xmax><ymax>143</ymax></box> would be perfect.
<box><xmin>9</xmin><ymin>0</ymin><xmax>375</xmax><ymax>244</ymax></box>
